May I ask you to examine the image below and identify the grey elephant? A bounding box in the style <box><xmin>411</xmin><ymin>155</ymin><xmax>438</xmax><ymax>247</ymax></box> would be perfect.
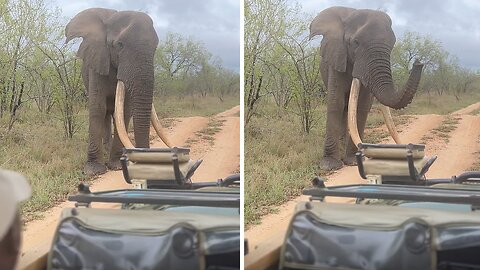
<box><xmin>66</xmin><ymin>8</ymin><xmax>171</xmax><ymax>176</ymax></box>
<box><xmin>309</xmin><ymin>6</ymin><xmax>423</xmax><ymax>171</ymax></box>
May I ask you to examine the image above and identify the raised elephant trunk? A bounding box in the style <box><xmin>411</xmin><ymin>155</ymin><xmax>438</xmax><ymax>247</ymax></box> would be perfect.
<box><xmin>348</xmin><ymin>78</ymin><xmax>402</xmax><ymax>146</ymax></box>
<box><xmin>347</xmin><ymin>45</ymin><xmax>423</xmax><ymax>147</ymax></box>
<box><xmin>358</xmin><ymin>45</ymin><xmax>424</xmax><ymax>110</ymax></box>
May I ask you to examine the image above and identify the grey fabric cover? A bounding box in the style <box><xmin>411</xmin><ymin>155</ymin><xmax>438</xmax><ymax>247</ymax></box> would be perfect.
<box><xmin>49</xmin><ymin>219</ymin><xmax>201</xmax><ymax>270</ymax></box>
<box><xmin>48</xmin><ymin>208</ymin><xmax>240</xmax><ymax>270</ymax></box>
<box><xmin>279</xmin><ymin>202</ymin><xmax>480</xmax><ymax>270</ymax></box>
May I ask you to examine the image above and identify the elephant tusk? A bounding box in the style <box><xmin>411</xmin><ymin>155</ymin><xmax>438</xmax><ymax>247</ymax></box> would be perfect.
<box><xmin>348</xmin><ymin>78</ymin><xmax>362</xmax><ymax>148</ymax></box>
<box><xmin>380</xmin><ymin>105</ymin><xmax>402</xmax><ymax>144</ymax></box>
<box><xmin>114</xmin><ymin>80</ymin><xmax>134</xmax><ymax>148</ymax></box>
<box><xmin>151</xmin><ymin>105</ymin><xmax>173</xmax><ymax>147</ymax></box>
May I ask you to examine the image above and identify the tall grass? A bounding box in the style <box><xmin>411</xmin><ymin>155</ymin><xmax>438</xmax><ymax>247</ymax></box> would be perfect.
<box><xmin>0</xmin><ymin>110</ymin><xmax>88</xmax><ymax>221</ymax></box>
<box><xmin>245</xmin><ymin>101</ymin><xmax>327</xmax><ymax>226</ymax></box>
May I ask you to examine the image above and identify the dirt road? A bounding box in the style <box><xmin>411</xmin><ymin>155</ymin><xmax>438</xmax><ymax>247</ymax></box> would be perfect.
<box><xmin>245</xmin><ymin>102</ymin><xmax>480</xmax><ymax>253</ymax></box>
<box><xmin>18</xmin><ymin>106</ymin><xmax>240</xmax><ymax>269</ymax></box>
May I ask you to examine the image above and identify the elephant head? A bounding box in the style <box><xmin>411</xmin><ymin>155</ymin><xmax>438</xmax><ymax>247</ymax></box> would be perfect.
<box><xmin>310</xmin><ymin>7</ymin><xmax>423</xmax><ymax>146</ymax></box>
<box><xmin>65</xmin><ymin>8</ymin><xmax>171</xmax><ymax>149</ymax></box>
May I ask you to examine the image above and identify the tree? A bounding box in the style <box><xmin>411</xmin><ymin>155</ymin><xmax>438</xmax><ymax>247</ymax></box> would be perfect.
<box><xmin>0</xmin><ymin>0</ymin><xmax>60</xmax><ymax>130</ymax></box>
<box><xmin>392</xmin><ymin>31</ymin><xmax>480</xmax><ymax>96</ymax></box>
<box><xmin>37</xmin><ymin>41</ymin><xmax>85</xmax><ymax>138</ymax></box>
<box><xmin>155</xmin><ymin>32</ymin><xmax>209</xmax><ymax>78</ymax></box>
<box><xmin>244</xmin><ymin>0</ymin><xmax>299</xmax><ymax>124</ymax></box>
<box><xmin>154</xmin><ymin>32</ymin><xmax>238</xmax><ymax>103</ymax></box>
<box><xmin>276</xmin><ymin>35</ymin><xmax>323</xmax><ymax>133</ymax></box>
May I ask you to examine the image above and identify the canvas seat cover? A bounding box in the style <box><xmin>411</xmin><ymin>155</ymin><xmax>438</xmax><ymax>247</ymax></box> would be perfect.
<box><xmin>128</xmin><ymin>159</ymin><xmax>196</xmax><ymax>180</ymax></box>
<box><xmin>126</xmin><ymin>151</ymin><xmax>190</xmax><ymax>163</ymax></box>
<box><xmin>363</xmin><ymin>156</ymin><xmax>429</xmax><ymax>176</ymax></box>
<box><xmin>280</xmin><ymin>202</ymin><xmax>480</xmax><ymax>270</ymax></box>
<box><xmin>48</xmin><ymin>208</ymin><xmax>240</xmax><ymax>270</ymax></box>
<box><xmin>363</xmin><ymin>147</ymin><xmax>425</xmax><ymax>159</ymax></box>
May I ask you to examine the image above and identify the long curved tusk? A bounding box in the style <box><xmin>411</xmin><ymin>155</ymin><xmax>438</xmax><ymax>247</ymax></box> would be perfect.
<box><xmin>114</xmin><ymin>81</ymin><xmax>134</xmax><ymax>148</ymax></box>
<box><xmin>151</xmin><ymin>105</ymin><xmax>173</xmax><ymax>147</ymax></box>
<box><xmin>348</xmin><ymin>78</ymin><xmax>362</xmax><ymax>148</ymax></box>
<box><xmin>380</xmin><ymin>105</ymin><xmax>402</xmax><ymax>144</ymax></box>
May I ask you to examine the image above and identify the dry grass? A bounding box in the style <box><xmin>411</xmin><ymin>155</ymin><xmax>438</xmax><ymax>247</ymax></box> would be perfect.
<box><xmin>184</xmin><ymin>117</ymin><xmax>227</xmax><ymax>147</ymax></box>
<box><xmin>469</xmin><ymin>108</ymin><xmax>480</xmax><ymax>116</ymax></box>
<box><xmin>392</xmin><ymin>92</ymin><xmax>480</xmax><ymax>115</ymax></box>
<box><xmin>420</xmin><ymin>116</ymin><xmax>460</xmax><ymax>144</ymax></box>
<box><xmin>154</xmin><ymin>95</ymin><xmax>239</xmax><ymax>118</ymax></box>
<box><xmin>245</xmin><ymin>101</ymin><xmax>327</xmax><ymax>227</ymax></box>
<box><xmin>0</xmin><ymin>110</ymin><xmax>89</xmax><ymax>222</ymax></box>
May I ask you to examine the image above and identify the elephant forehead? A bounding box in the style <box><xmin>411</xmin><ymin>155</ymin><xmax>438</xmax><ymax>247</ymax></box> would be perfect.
<box><xmin>109</xmin><ymin>11</ymin><xmax>154</xmax><ymax>27</ymax></box>
<box><xmin>345</xmin><ymin>10</ymin><xmax>392</xmax><ymax>31</ymax></box>
<box><xmin>106</xmin><ymin>12</ymin><xmax>158</xmax><ymax>46</ymax></box>
<box><xmin>345</xmin><ymin>18</ymin><xmax>395</xmax><ymax>45</ymax></box>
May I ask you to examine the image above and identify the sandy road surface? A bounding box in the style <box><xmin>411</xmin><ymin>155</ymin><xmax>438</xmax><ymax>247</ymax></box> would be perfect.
<box><xmin>245</xmin><ymin>102</ymin><xmax>480</xmax><ymax>255</ymax></box>
<box><xmin>18</xmin><ymin>106</ymin><xmax>240</xmax><ymax>269</ymax></box>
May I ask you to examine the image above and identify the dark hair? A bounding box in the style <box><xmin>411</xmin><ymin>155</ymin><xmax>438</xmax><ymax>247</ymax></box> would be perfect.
<box><xmin>0</xmin><ymin>211</ymin><xmax>22</xmax><ymax>270</ymax></box>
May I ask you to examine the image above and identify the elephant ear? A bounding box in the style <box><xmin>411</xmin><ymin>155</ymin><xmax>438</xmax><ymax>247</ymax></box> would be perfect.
<box><xmin>65</xmin><ymin>8</ymin><xmax>117</xmax><ymax>76</ymax></box>
<box><xmin>309</xmin><ymin>6</ymin><xmax>355</xmax><ymax>72</ymax></box>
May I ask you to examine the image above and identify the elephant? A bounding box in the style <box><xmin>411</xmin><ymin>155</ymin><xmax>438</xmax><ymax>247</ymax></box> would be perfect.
<box><xmin>65</xmin><ymin>8</ymin><xmax>171</xmax><ymax>176</ymax></box>
<box><xmin>309</xmin><ymin>6</ymin><xmax>424</xmax><ymax>171</ymax></box>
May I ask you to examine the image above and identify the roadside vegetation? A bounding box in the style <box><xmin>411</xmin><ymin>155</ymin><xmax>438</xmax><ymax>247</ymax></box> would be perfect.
<box><xmin>244</xmin><ymin>0</ymin><xmax>480</xmax><ymax>227</ymax></box>
<box><xmin>0</xmin><ymin>0</ymin><xmax>239</xmax><ymax>221</ymax></box>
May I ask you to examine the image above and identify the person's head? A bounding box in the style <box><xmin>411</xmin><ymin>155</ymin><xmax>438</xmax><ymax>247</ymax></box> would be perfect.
<box><xmin>0</xmin><ymin>170</ymin><xmax>31</xmax><ymax>270</ymax></box>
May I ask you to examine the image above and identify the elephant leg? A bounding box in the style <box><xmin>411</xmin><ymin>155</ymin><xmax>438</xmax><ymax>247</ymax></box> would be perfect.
<box><xmin>107</xmin><ymin>98</ymin><xmax>132</xmax><ymax>170</ymax></box>
<box><xmin>320</xmin><ymin>68</ymin><xmax>349</xmax><ymax>171</ymax></box>
<box><xmin>84</xmin><ymin>72</ymin><xmax>109</xmax><ymax>176</ymax></box>
<box><xmin>344</xmin><ymin>87</ymin><xmax>374</xmax><ymax>165</ymax></box>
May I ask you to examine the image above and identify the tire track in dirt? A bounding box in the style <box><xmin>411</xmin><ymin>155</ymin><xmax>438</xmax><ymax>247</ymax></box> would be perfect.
<box><xmin>193</xmin><ymin>106</ymin><xmax>240</xmax><ymax>180</ymax></box>
<box><xmin>19</xmin><ymin>106</ymin><xmax>239</xmax><ymax>269</ymax></box>
<box><xmin>246</xmin><ymin>103</ymin><xmax>480</xmax><ymax>261</ymax></box>
<box><xmin>427</xmin><ymin>115</ymin><xmax>480</xmax><ymax>178</ymax></box>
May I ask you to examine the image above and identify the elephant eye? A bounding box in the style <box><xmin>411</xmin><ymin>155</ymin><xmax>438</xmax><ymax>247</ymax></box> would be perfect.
<box><xmin>116</xmin><ymin>41</ymin><xmax>124</xmax><ymax>49</ymax></box>
<box><xmin>353</xmin><ymin>38</ymin><xmax>360</xmax><ymax>47</ymax></box>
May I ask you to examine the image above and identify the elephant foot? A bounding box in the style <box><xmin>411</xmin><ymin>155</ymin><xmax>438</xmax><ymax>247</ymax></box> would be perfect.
<box><xmin>342</xmin><ymin>155</ymin><xmax>357</xmax><ymax>166</ymax></box>
<box><xmin>319</xmin><ymin>157</ymin><xmax>343</xmax><ymax>171</ymax></box>
<box><xmin>106</xmin><ymin>159</ymin><xmax>122</xmax><ymax>171</ymax></box>
<box><xmin>84</xmin><ymin>162</ymin><xmax>107</xmax><ymax>177</ymax></box>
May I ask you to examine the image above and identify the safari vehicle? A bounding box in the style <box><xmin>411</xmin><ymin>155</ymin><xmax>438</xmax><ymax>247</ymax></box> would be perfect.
<box><xmin>25</xmin><ymin>147</ymin><xmax>240</xmax><ymax>270</ymax></box>
<box><xmin>245</xmin><ymin>143</ymin><xmax>480</xmax><ymax>270</ymax></box>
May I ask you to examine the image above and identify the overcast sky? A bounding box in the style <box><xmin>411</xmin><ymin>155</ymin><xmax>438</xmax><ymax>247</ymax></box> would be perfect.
<box><xmin>297</xmin><ymin>0</ymin><xmax>480</xmax><ymax>70</ymax></box>
<box><xmin>52</xmin><ymin>0</ymin><xmax>240</xmax><ymax>71</ymax></box>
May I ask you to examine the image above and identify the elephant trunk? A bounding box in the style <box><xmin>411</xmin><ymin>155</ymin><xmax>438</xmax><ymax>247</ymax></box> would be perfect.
<box><xmin>115</xmin><ymin>53</ymin><xmax>155</xmax><ymax>149</ymax></box>
<box><xmin>115</xmin><ymin>54</ymin><xmax>172</xmax><ymax>149</ymax></box>
<box><xmin>355</xmin><ymin>44</ymin><xmax>424</xmax><ymax>110</ymax></box>
<box><xmin>130</xmin><ymin>67</ymin><xmax>154</xmax><ymax>148</ymax></box>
